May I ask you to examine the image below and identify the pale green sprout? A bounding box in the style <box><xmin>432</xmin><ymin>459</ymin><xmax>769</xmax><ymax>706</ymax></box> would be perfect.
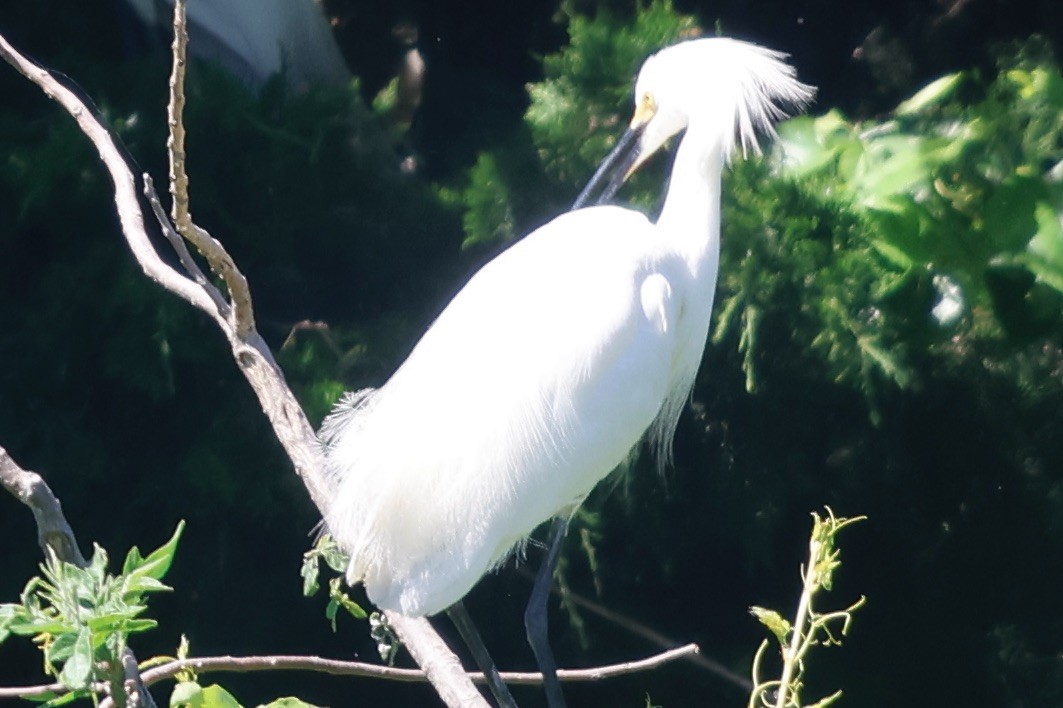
<box><xmin>748</xmin><ymin>508</ymin><xmax>867</xmax><ymax>708</ymax></box>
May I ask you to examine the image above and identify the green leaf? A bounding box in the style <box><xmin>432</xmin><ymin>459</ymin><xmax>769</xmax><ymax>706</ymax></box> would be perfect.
<box><xmin>124</xmin><ymin>575</ymin><xmax>174</xmax><ymax>597</ymax></box>
<box><xmin>58</xmin><ymin>627</ymin><xmax>93</xmax><ymax>690</ymax></box>
<box><xmin>196</xmin><ymin>684</ymin><xmax>243</xmax><ymax>708</ymax></box>
<box><xmin>776</xmin><ymin>110</ymin><xmax>859</xmax><ymax>177</ymax></box>
<box><xmin>8</xmin><ymin>618</ymin><xmax>73</xmax><ymax>637</ymax></box>
<box><xmin>325</xmin><ymin>596</ymin><xmax>340</xmax><ymax>632</ymax></box>
<box><xmin>318</xmin><ymin>540</ymin><xmax>349</xmax><ymax>574</ymax></box>
<box><xmin>86</xmin><ymin>612</ymin><xmax>135</xmax><ymax>634</ymax></box>
<box><xmin>129</xmin><ymin>520</ymin><xmax>185</xmax><ymax>582</ymax></box>
<box><xmin>171</xmin><ymin>682</ymin><xmax>242</xmax><ymax>708</ymax></box>
<box><xmin>170</xmin><ymin>681</ymin><xmax>203</xmax><ymax>705</ymax></box>
<box><xmin>856</xmin><ymin>135</ymin><xmax>931</xmax><ymax>206</ymax></box>
<box><xmin>257</xmin><ymin>699</ymin><xmax>323</xmax><ymax>708</ymax></box>
<box><xmin>46</xmin><ymin>631</ymin><xmax>78</xmax><ymax>665</ymax></box>
<box><xmin>86</xmin><ymin>545</ymin><xmax>109</xmax><ymax>586</ymax></box>
<box><xmin>0</xmin><ymin>603</ymin><xmax>24</xmax><ymax>644</ymax></box>
<box><xmin>40</xmin><ymin>690</ymin><xmax>90</xmax><ymax>707</ymax></box>
<box><xmin>122</xmin><ymin>618</ymin><xmax>159</xmax><ymax>634</ymax></box>
<box><xmin>87</xmin><ymin>613</ymin><xmax>158</xmax><ymax>635</ymax></box>
<box><xmin>328</xmin><ymin>577</ymin><xmax>366</xmax><ymax>620</ymax></box>
<box><xmin>1023</xmin><ymin>202</ymin><xmax>1063</xmax><ymax>293</ymax></box>
<box><xmin>749</xmin><ymin>606</ymin><xmax>791</xmax><ymax>645</ymax></box>
<box><xmin>865</xmin><ymin>196</ymin><xmax>931</xmax><ymax>267</ymax></box>
<box><xmin>982</xmin><ymin>176</ymin><xmax>1043</xmax><ymax>252</ymax></box>
<box><xmin>895</xmin><ymin>73</ymin><xmax>964</xmax><ymax>116</ymax></box>
<box><xmin>122</xmin><ymin>546</ymin><xmax>146</xmax><ymax>577</ymax></box>
<box><xmin>300</xmin><ymin>554</ymin><xmax>320</xmax><ymax>597</ymax></box>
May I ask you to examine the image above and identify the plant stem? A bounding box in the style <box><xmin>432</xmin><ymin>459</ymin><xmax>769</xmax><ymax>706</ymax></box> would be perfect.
<box><xmin>774</xmin><ymin>540</ymin><xmax>820</xmax><ymax>708</ymax></box>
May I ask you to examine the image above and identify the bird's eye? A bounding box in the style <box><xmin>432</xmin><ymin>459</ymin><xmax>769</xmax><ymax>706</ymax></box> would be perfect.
<box><xmin>631</xmin><ymin>91</ymin><xmax>658</xmax><ymax>126</ymax></box>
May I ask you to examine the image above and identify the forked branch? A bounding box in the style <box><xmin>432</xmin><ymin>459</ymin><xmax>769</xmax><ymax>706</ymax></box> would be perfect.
<box><xmin>0</xmin><ymin>5</ymin><xmax>477</xmax><ymax>706</ymax></box>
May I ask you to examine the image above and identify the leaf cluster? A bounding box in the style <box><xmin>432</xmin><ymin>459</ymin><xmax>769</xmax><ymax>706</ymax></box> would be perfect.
<box><xmin>0</xmin><ymin>522</ymin><xmax>183</xmax><ymax>704</ymax></box>
<box><xmin>742</xmin><ymin>39</ymin><xmax>1063</xmax><ymax>411</ymax></box>
<box><xmin>300</xmin><ymin>535</ymin><xmax>366</xmax><ymax>634</ymax></box>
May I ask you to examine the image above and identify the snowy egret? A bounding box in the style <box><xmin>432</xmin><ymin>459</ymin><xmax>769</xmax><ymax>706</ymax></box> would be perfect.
<box><xmin>321</xmin><ymin>37</ymin><xmax>813</xmax><ymax>706</ymax></box>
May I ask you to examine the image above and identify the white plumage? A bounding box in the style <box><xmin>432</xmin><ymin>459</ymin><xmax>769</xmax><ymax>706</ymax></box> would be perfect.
<box><xmin>320</xmin><ymin>37</ymin><xmax>813</xmax><ymax>618</ymax></box>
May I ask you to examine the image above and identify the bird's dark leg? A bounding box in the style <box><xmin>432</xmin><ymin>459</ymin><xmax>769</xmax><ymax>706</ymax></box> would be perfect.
<box><xmin>525</xmin><ymin>515</ymin><xmax>571</xmax><ymax>708</ymax></box>
<box><xmin>447</xmin><ymin>600</ymin><xmax>518</xmax><ymax>708</ymax></box>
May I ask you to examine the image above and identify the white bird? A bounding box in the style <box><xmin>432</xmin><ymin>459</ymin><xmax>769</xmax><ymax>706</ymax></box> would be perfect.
<box><xmin>321</xmin><ymin>36</ymin><xmax>813</xmax><ymax>706</ymax></box>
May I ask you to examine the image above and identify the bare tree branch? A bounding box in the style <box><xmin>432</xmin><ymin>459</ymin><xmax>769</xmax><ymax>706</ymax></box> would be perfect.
<box><xmin>135</xmin><ymin>643</ymin><xmax>700</xmax><ymax>687</ymax></box>
<box><xmin>385</xmin><ymin>614</ymin><xmax>489</xmax><ymax>706</ymax></box>
<box><xmin>0</xmin><ymin>446</ymin><xmax>86</xmax><ymax>566</ymax></box>
<box><xmin>165</xmin><ymin>0</ymin><xmax>254</xmax><ymax>338</ymax></box>
<box><xmin>143</xmin><ymin>174</ymin><xmax>230</xmax><ymax>314</ymax></box>
<box><xmin>1</xmin><ymin>643</ymin><xmax>700</xmax><ymax>701</ymax></box>
<box><xmin>0</xmin><ymin>679</ymin><xmax>107</xmax><ymax>701</ymax></box>
<box><xmin>0</xmin><ymin>4</ymin><xmax>481</xmax><ymax>706</ymax></box>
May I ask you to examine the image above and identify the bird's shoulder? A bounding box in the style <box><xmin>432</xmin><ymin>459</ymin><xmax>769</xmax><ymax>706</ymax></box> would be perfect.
<box><xmin>402</xmin><ymin>205</ymin><xmax>681</xmax><ymax>379</ymax></box>
<box><xmin>468</xmin><ymin>206</ymin><xmax>656</xmax><ymax>292</ymax></box>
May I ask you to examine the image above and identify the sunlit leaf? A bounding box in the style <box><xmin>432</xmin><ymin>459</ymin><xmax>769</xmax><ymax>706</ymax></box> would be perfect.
<box><xmin>895</xmin><ymin>73</ymin><xmax>964</xmax><ymax>116</ymax></box>
<box><xmin>57</xmin><ymin>627</ymin><xmax>92</xmax><ymax>690</ymax></box>
<box><xmin>128</xmin><ymin>520</ymin><xmax>185</xmax><ymax>583</ymax></box>
<box><xmin>258</xmin><ymin>699</ymin><xmax>323</xmax><ymax>708</ymax></box>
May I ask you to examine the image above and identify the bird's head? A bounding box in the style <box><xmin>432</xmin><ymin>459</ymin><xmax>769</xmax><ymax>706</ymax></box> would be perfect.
<box><xmin>573</xmin><ymin>37</ymin><xmax>814</xmax><ymax>208</ymax></box>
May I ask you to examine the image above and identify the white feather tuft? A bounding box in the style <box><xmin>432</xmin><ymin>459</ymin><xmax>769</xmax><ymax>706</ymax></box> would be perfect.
<box><xmin>637</xmin><ymin>37</ymin><xmax>816</xmax><ymax>161</ymax></box>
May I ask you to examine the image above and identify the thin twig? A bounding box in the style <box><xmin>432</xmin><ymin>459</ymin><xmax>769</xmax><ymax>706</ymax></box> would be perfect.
<box><xmin>166</xmin><ymin>1</ymin><xmax>254</xmax><ymax>338</ymax></box>
<box><xmin>143</xmin><ymin>174</ymin><xmax>229</xmax><ymax>315</ymax></box>
<box><xmin>133</xmin><ymin>644</ymin><xmax>699</xmax><ymax>686</ymax></box>
<box><xmin>0</xmin><ymin>679</ymin><xmax>111</xmax><ymax>700</ymax></box>
<box><xmin>0</xmin><ymin>643</ymin><xmax>700</xmax><ymax>701</ymax></box>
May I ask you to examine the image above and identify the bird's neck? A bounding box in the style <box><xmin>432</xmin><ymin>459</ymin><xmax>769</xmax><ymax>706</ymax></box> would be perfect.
<box><xmin>656</xmin><ymin>123</ymin><xmax>724</xmax><ymax>276</ymax></box>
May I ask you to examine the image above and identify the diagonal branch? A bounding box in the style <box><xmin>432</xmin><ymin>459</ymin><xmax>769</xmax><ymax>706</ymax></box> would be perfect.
<box><xmin>0</xmin><ymin>6</ymin><xmax>480</xmax><ymax>707</ymax></box>
<box><xmin>143</xmin><ymin>174</ymin><xmax>230</xmax><ymax>315</ymax></box>
<box><xmin>0</xmin><ymin>446</ymin><xmax>86</xmax><ymax>568</ymax></box>
<box><xmin>0</xmin><ymin>35</ymin><xmax>222</xmax><ymax>329</ymax></box>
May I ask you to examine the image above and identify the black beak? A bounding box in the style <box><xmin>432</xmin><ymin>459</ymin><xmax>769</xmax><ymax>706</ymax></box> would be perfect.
<box><xmin>571</xmin><ymin>124</ymin><xmax>645</xmax><ymax>210</ymax></box>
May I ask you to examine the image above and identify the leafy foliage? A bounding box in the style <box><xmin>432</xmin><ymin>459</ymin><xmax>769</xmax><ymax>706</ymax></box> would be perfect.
<box><xmin>0</xmin><ymin>522</ymin><xmax>183</xmax><ymax>703</ymax></box>
<box><xmin>301</xmin><ymin>535</ymin><xmax>366</xmax><ymax>632</ymax></box>
<box><xmin>447</xmin><ymin>0</ymin><xmax>699</xmax><ymax>250</ymax></box>
<box><xmin>527</xmin><ymin>0</ymin><xmax>700</xmax><ymax>189</ymax></box>
<box><xmin>766</xmin><ymin>38</ymin><xmax>1063</xmax><ymax>403</ymax></box>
